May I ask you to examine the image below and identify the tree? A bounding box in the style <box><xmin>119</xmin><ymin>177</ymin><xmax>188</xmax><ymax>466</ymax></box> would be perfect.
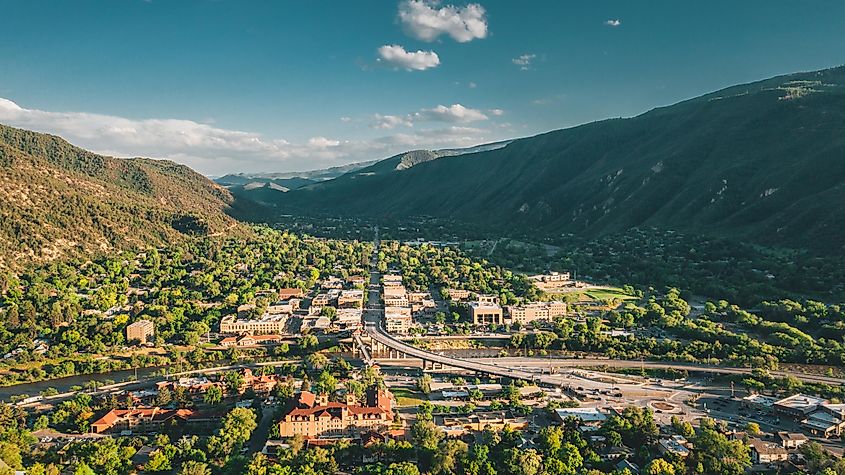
<box><xmin>313</xmin><ymin>370</ymin><xmax>337</xmax><ymax>395</ymax></box>
<box><xmin>204</xmin><ymin>385</ymin><xmax>223</xmax><ymax>405</ymax></box>
<box><xmin>644</xmin><ymin>458</ymin><xmax>676</xmax><ymax>475</ymax></box>
<box><xmin>431</xmin><ymin>439</ymin><xmax>467</xmax><ymax>474</ymax></box>
<box><xmin>156</xmin><ymin>386</ymin><xmax>172</xmax><ymax>407</ymax></box>
<box><xmin>410</xmin><ymin>420</ymin><xmax>443</xmax><ymax>451</ymax></box>
<box><xmin>145</xmin><ymin>450</ymin><xmax>172</xmax><ymax>472</ymax></box>
<box><xmin>178</xmin><ymin>461</ymin><xmax>211</xmax><ymax>475</ymax></box>
<box><xmin>417</xmin><ymin>374</ymin><xmax>432</xmax><ymax>394</ymax></box>
<box><xmin>745</xmin><ymin>422</ymin><xmax>761</xmax><ymax>435</ymax></box>
<box><xmin>73</xmin><ymin>463</ymin><xmax>96</xmax><ymax>475</ymax></box>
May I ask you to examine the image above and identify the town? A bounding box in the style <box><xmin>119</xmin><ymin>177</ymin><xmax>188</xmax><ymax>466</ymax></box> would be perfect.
<box><xmin>0</xmin><ymin>228</ymin><xmax>843</xmax><ymax>475</ymax></box>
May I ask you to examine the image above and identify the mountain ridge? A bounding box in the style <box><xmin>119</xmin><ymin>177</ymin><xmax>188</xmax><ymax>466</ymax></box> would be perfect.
<box><xmin>259</xmin><ymin>66</ymin><xmax>845</xmax><ymax>252</ymax></box>
<box><xmin>0</xmin><ymin>123</ymin><xmax>248</xmax><ymax>269</ymax></box>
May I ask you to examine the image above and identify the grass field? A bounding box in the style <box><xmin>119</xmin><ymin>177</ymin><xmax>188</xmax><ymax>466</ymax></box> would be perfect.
<box><xmin>391</xmin><ymin>387</ymin><xmax>426</xmax><ymax>407</ymax></box>
<box><xmin>582</xmin><ymin>287</ymin><xmax>637</xmax><ymax>302</ymax></box>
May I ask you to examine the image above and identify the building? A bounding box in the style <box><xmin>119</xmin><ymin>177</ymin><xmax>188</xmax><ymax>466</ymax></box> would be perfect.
<box><xmin>348</xmin><ymin>275</ymin><xmax>367</xmax><ymax>287</ymax></box>
<box><xmin>802</xmin><ymin>403</ymin><xmax>845</xmax><ymax>437</ymax></box>
<box><xmin>267</xmin><ymin>299</ymin><xmax>300</xmax><ymax>314</ymax></box>
<box><xmin>219</xmin><ymin>314</ymin><xmax>289</xmax><ymax>335</ymax></box>
<box><xmin>321</xmin><ymin>277</ymin><xmax>345</xmax><ymax>290</ymax></box>
<box><xmin>278</xmin><ymin>288</ymin><xmax>305</xmax><ymax>300</ymax></box>
<box><xmin>90</xmin><ymin>407</ymin><xmax>217</xmax><ymax>434</ymax></box>
<box><xmin>657</xmin><ymin>436</ymin><xmax>690</xmax><ymax>458</ymax></box>
<box><xmin>312</xmin><ymin>293</ymin><xmax>333</xmax><ymax>307</ymax></box>
<box><xmin>444</xmin><ymin>288</ymin><xmax>472</xmax><ymax>301</ymax></box>
<box><xmin>469</xmin><ymin>301</ymin><xmax>504</xmax><ymax>325</ymax></box>
<box><xmin>126</xmin><ymin>320</ymin><xmax>155</xmax><ymax>344</ymax></box>
<box><xmin>156</xmin><ymin>377</ymin><xmax>221</xmax><ymax>395</ymax></box>
<box><xmin>278</xmin><ymin>389</ymin><xmax>393</xmax><ymax>438</ymax></box>
<box><xmin>338</xmin><ymin>290</ymin><xmax>364</xmax><ymax>308</ymax></box>
<box><xmin>774</xmin><ymin>394</ymin><xmax>827</xmax><ymax>417</ymax></box>
<box><xmin>383</xmin><ymin>285</ymin><xmax>409</xmax><ymax>307</ymax></box>
<box><xmin>385</xmin><ymin>306</ymin><xmax>413</xmax><ymax>334</ymax></box>
<box><xmin>749</xmin><ymin>438</ymin><xmax>788</xmax><ymax>464</ymax></box>
<box><xmin>506</xmin><ymin>301</ymin><xmax>567</xmax><ymax>324</ymax></box>
<box><xmin>335</xmin><ymin>308</ymin><xmax>363</xmax><ymax>330</ymax></box>
<box><xmin>220</xmin><ymin>334</ymin><xmax>285</xmax><ymax>347</ymax></box>
<box><xmin>382</xmin><ymin>274</ymin><xmax>403</xmax><ymax>286</ymax></box>
<box><xmin>554</xmin><ymin>407</ymin><xmax>607</xmax><ymax>427</ymax></box>
<box><xmin>777</xmin><ymin>432</ymin><xmax>809</xmax><ymax>449</ymax></box>
<box><xmin>527</xmin><ymin>272</ymin><xmax>571</xmax><ymax>283</ymax></box>
<box><xmin>435</xmin><ymin>411</ymin><xmax>527</xmax><ymax>437</ymax></box>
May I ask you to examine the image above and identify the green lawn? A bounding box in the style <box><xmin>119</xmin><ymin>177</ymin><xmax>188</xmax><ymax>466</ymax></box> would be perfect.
<box><xmin>583</xmin><ymin>287</ymin><xmax>637</xmax><ymax>302</ymax></box>
<box><xmin>391</xmin><ymin>387</ymin><xmax>426</xmax><ymax>407</ymax></box>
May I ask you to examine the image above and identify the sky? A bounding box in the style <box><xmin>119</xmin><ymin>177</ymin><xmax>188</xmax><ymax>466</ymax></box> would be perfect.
<box><xmin>0</xmin><ymin>1</ymin><xmax>844</xmax><ymax>176</ymax></box>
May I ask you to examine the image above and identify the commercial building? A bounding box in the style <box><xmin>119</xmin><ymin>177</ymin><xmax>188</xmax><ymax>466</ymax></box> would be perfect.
<box><xmin>383</xmin><ymin>285</ymin><xmax>409</xmax><ymax>307</ymax></box>
<box><xmin>278</xmin><ymin>389</ymin><xmax>393</xmax><ymax>438</ymax></box>
<box><xmin>385</xmin><ymin>306</ymin><xmax>413</xmax><ymax>334</ymax></box>
<box><xmin>554</xmin><ymin>407</ymin><xmax>607</xmax><ymax>427</ymax></box>
<box><xmin>506</xmin><ymin>301</ymin><xmax>567</xmax><ymax>324</ymax></box>
<box><xmin>338</xmin><ymin>290</ymin><xmax>364</xmax><ymax>308</ymax></box>
<box><xmin>220</xmin><ymin>334</ymin><xmax>285</xmax><ymax>347</ymax></box>
<box><xmin>219</xmin><ymin>314</ymin><xmax>289</xmax><ymax>335</ymax></box>
<box><xmin>469</xmin><ymin>301</ymin><xmax>504</xmax><ymax>325</ymax></box>
<box><xmin>278</xmin><ymin>288</ymin><xmax>305</xmax><ymax>300</ymax></box>
<box><xmin>774</xmin><ymin>394</ymin><xmax>827</xmax><ymax>417</ymax></box>
<box><xmin>126</xmin><ymin>320</ymin><xmax>155</xmax><ymax>344</ymax></box>
<box><xmin>444</xmin><ymin>288</ymin><xmax>472</xmax><ymax>301</ymax></box>
<box><xmin>802</xmin><ymin>403</ymin><xmax>845</xmax><ymax>437</ymax></box>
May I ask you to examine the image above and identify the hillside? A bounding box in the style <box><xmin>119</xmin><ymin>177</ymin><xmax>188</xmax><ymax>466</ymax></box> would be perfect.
<box><xmin>0</xmin><ymin>124</ymin><xmax>246</xmax><ymax>269</ymax></box>
<box><xmin>264</xmin><ymin>66</ymin><xmax>845</xmax><ymax>253</ymax></box>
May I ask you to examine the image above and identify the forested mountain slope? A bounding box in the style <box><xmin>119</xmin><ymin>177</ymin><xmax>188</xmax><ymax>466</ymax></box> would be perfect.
<box><xmin>0</xmin><ymin>124</ymin><xmax>246</xmax><ymax>269</ymax></box>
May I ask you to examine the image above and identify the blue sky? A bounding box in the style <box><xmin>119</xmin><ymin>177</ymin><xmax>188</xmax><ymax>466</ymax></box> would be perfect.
<box><xmin>1</xmin><ymin>0</ymin><xmax>844</xmax><ymax>175</ymax></box>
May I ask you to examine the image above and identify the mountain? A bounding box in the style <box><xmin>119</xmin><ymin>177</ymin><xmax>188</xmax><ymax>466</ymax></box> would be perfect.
<box><xmin>0</xmin><ymin>124</ymin><xmax>246</xmax><ymax>269</ymax></box>
<box><xmin>263</xmin><ymin>66</ymin><xmax>845</xmax><ymax>252</ymax></box>
<box><xmin>215</xmin><ymin>159</ymin><xmax>380</xmax><ymax>190</ymax></box>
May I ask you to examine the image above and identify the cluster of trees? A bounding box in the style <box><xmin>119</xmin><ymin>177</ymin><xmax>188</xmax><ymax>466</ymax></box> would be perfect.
<box><xmin>0</xmin><ymin>227</ymin><xmax>372</xmax><ymax>385</ymax></box>
<box><xmin>378</xmin><ymin>241</ymin><xmax>539</xmax><ymax>304</ymax></box>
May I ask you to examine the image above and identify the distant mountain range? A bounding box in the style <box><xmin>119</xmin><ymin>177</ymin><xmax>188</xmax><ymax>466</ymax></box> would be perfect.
<box><xmin>252</xmin><ymin>66</ymin><xmax>845</xmax><ymax>253</ymax></box>
<box><xmin>0</xmin><ymin>124</ymin><xmax>246</xmax><ymax>269</ymax></box>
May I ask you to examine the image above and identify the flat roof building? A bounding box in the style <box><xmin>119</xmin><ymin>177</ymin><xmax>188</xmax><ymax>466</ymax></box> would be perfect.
<box><xmin>470</xmin><ymin>301</ymin><xmax>503</xmax><ymax>326</ymax></box>
<box><xmin>126</xmin><ymin>320</ymin><xmax>155</xmax><ymax>345</ymax></box>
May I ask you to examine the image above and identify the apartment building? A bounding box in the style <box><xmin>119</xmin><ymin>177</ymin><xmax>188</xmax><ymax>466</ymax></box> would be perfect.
<box><xmin>383</xmin><ymin>285</ymin><xmax>409</xmax><ymax>307</ymax></box>
<box><xmin>444</xmin><ymin>288</ymin><xmax>472</xmax><ymax>301</ymax></box>
<box><xmin>278</xmin><ymin>389</ymin><xmax>393</xmax><ymax>438</ymax></box>
<box><xmin>506</xmin><ymin>301</ymin><xmax>567</xmax><ymax>324</ymax></box>
<box><xmin>126</xmin><ymin>319</ymin><xmax>155</xmax><ymax>344</ymax></box>
<box><xmin>278</xmin><ymin>288</ymin><xmax>305</xmax><ymax>300</ymax></box>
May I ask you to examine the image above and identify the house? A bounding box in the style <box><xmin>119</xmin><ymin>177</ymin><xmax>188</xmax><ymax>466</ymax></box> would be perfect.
<box><xmin>777</xmin><ymin>432</ymin><xmax>808</xmax><ymax>449</ymax></box>
<box><xmin>749</xmin><ymin>438</ymin><xmax>788</xmax><ymax>464</ymax></box>
<box><xmin>277</xmin><ymin>388</ymin><xmax>393</xmax><ymax>438</ymax></box>
<box><xmin>126</xmin><ymin>320</ymin><xmax>155</xmax><ymax>345</ymax></box>
<box><xmin>90</xmin><ymin>407</ymin><xmax>217</xmax><ymax>434</ymax></box>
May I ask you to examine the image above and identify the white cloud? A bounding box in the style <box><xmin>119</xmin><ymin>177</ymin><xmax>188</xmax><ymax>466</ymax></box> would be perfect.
<box><xmin>370</xmin><ymin>103</ymin><xmax>494</xmax><ymax>129</ymax></box>
<box><xmin>415</xmin><ymin>103</ymin><xmax>488</xmax><ymax>123</ymax></box>
<box><xmin>512</xmin><ymin>53</ymin><xmax>536</xmax><ymax>71</ymax></box>
<box><xmin>398</xmin><ymin>0</ymin><xmax>488</xmax><ymax>43</ymax></box>
<box><xmin>372</xmin><ymin>113</ymin><xmax>414</xmax><ymax>129</ymax></box>
<box><xmin>604</xmin><ymin>19</ymin><xmax>621</xmax><ymax>27</ymax></box>
<box><xmin>468</xmin><ymin>81</ymin><xmax>477</xmax><ymax>88</ymax></box>
<box><xmin>0</xmin><ymin>97</ymin><xmax>505</xmax><ymax>175</ymax></box>
<box><xmin>377</xmin><ymin>44</ymin><xmax>440</xmax><ymax>71</ymax></box>
<box><xmin>339</xmin><ymin>116</ymin><xmax>352</xmax><ymax>122</ymax></box>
